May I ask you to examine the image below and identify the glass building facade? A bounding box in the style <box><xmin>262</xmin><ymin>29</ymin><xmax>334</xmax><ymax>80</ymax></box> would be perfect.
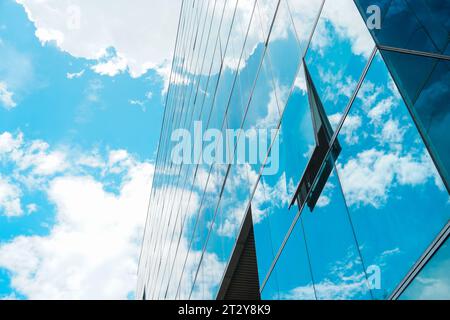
<box><xmin>137</xmin><ymin>0</ymin><xmax>450</xmax><ymax>300</ymax></box>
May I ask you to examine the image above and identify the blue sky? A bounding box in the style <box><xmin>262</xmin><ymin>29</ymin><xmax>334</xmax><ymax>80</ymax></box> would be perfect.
<box><xmin>0</xmin><ymin>0</ymin><xmax>177</xmax><ymax>299</ymax></box>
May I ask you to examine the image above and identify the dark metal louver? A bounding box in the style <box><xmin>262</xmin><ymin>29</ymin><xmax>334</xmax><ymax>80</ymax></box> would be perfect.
<box><xmin>216</xmin><ymin>208</ymin><xmax>261</xmax><ymax>300</ymax></box>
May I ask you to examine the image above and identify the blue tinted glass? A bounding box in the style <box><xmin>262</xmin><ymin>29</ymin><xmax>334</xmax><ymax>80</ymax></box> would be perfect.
<box><xmin>301</xmin><ymin>168</ymin><xmax>372</xmax><ymax>300</ymax></box>
<box><xmin>193</xmin><ymin>225</ymin><xmax>229</xmax><ymax>300</ymax></box>
<box><xmin>217</xmin><ymin>163</ymin><xmax>253</xmax><ymax>243</ymax></box>
<box><xmin>190</xmin><ymin>163</ymin><xmax>229</xmax><ymax>299</ymax></box>
<box><xmin>251</xmin><ymin>178</ymin><xmax>276</xmax><ymax>286</ymax></box>
<box><xmin>335</xmin><ymin>52</ymin><xmax>450</xmax><ymax>299</ymax></box>
<box><xmin>381</xmin><ymin>50</ymin><xmax>450</xmax><ymax>189</ymax></box>
<box><xmin>285</xmin><ymin>0</ymin><xmax>324</xmax><ymax>54</ymax></box>
<box><xmin>305</xmin><ymin>0</ymin><xmax>375</xmax><ymax>131</ymax></box>
<box><xmin>400</xmin><ymin>236</ymin><xmax>450</xmax><ymax>300</ymax></box>
<box><xmin>242</xmin><ymin>54</ymin><xmax>282</xmax><ymax>132</ymax></box>
<box><xmin>261</xmin><ymin>219</ymin><xmax>316</xmax><ymax>300</ymax></box>
<box><xmin>256</xmin><ymin>72</ymin><xmax>316</xmax><ymax>268</ymax></box>
<box><xmin>355</xmin><ymin>0</ymin><xmax>450</xmax><ymax>54</ymax></box>
<box><xmin>264</xmin><ymin>0</ymin><xmax>302</xmax><ymax>117</ymax></box>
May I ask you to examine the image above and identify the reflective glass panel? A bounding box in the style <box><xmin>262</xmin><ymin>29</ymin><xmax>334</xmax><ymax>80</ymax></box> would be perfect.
<box><xmin>261</xmin><ymin>219</ymin><xmax>316</xmax><ymax>300</ymax></box>
<box><xmin>304</xmin><ymin>0</ymin><xmax>375</xmax><ymax>130</ymax></box>
<box><xmin>335</xmin><ymin>52</ymin><xmax>450</xmax><ymax>299</ymax></box>
<box><xmin>381</xmin><ymin>50</ymin><xmax>450</xmax><ymax>189</ymax></box>
<box><xmin>400</xmin><ymin>235</ymin><xmax>450</xmax><ymax>300</ymax></box>
<box><xmin>355</xmin><ymin>0</ymin><xmax>450</xmax><ymax>54</ymax></box>
<box><xmin>301</xmin><ymin>168</ymin><xmax>372</xmax><ymax>300</ymax></box>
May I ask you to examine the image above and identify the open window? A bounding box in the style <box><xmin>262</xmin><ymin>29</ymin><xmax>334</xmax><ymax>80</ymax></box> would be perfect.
<box><xmin>290</xmin><ymin>62</ymin><xmax>341</xmax><ymax>212</ymax></box>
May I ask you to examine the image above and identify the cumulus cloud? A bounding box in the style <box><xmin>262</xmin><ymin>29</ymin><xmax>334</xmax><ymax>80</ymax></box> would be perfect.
<box><xmin>1</xmin><ymin>131</ymin><xmax>69</xmax><ymax>191</ymax></box>
<box><xmin>16</xmin><ymin>0</ymin><xmax>181</xmax><ymax>78</ymax></box>
<box><xmin>321</xmin><ymin>0</ymin><xmax>375</xmax><ymax>58</ymax></box>
<box><xmin>336</xmin><ymin>149</ymin><xmax>440</xmax><ymax>208</ymax></box>
<box><xmin>9</xmin><ymin>139</ymin><xmax>68</xmax><ymax>178</ymax></box>
<box><xmin>0</xmin><ymin>132</ymin><xmax>157</xmax><ymax>299</ymax></box>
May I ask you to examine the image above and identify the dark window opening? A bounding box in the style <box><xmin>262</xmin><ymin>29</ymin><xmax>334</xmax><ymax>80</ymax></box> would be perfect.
<box><xmin>290</xmin><ymin>62</ymin><xmax>341</xmax><ymax>212</ymax></box>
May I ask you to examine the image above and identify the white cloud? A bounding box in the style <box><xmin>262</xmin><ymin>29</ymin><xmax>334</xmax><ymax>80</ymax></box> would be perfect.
<box><xmin>77</xmin><ymin>153</ymin><xmax>105</xmax><ymax>169</ymax></box>
<box><xmin>0</xmin><ymin>81</ymin><xmax>17</xmax><ymax>110</ymax></box>
<box><xmin>294</xmin><ymin>72</ymin><xmax>307</xmax><ymax>93</ymax></box>
<box><xmin>257</xmin><ymin>82</ymin><xmax>288</xmax><ymax>128</ymax></box>
<box><xmin>319</xmin><ymin>69</ymin><xmax>358</xmax><ymax>102</ymax></box>
<box><xmin>107</xmin><ymin>149</ymin><xmax>135</xmax><ymax>174</ymax></box>
<box><xmin>368</xmin><ymin>97</ymin><xmax>396</xmax><ymax>122</ymax></box>
<box><xmin>14</xmin><ymin>140</ymin><xmax>69</xmax><ymax>177</ymax></box>
<box><xmin>280</xmin><ymin>278</ymin><xmax>368</xmax><ymax>300</ymax></box>
<box><xmin>329</xmin><ymin>113</ymin><xmax>362</xmax><ymax>145</ymax></box>
<box><xmin>336</xmin><ymin>149</ymin><xmax>439</xmax><ymax>208</ymax></box>
<box><xmin>250</xmin><ymin>171</ymin><xmax>297</xmax><ymax>224</ymax></box>
<box><xmin>216</xmin><ymin>202</ymin><xmax>248</xmax><ymax>238</ymax></box>
<box><xmin>279</xmin><ymin>249</ymin><xmax>371</xmax><ymax>300</ymax></box>
<box><xmin>91</xmin><ymin>52</ymin><xmax>128</xmax><ymax>77</ymax></box>
<box><xmin>0</xmin><ymin>176</ymin><xmax>23</xmax><ymax>217</ymax></box>
<box><xmin>321</xmin><ymin>0</ymin><xmax>375</xmax><ymax>58</ymax></box>
<box><xmin>379</xmin><ymin>119</ymin><xmax>407</xmax><ymax>145</ymax></box>
<box><xmin>16</xmin><ymin>0</ymin><xmax>182</xmax><ymax>78</ymax></box>
<box><xmin>286</xmin><ymin>0</ymin><xmax>325</xmax><ymax>43</ymax></box>
<box><xmin>0</xmin><ymin>132</ymin><xmax>70</xmax><ymax>194</ymax></box>
<box><xmin>0</xmin><ymin>132</ymin><xmax>156</xmax><ymax>299</ymax></box>
<box><xmin>35</xmin><ymin>27</ymin><xmax>64</xmax><ymax>46</ymax></box>
<box><xmin>0</xmin><ymin>132</ymin><xmax>23</xmax><ymax>154</ymax></box>
<box><xmin>316</xmin><ymin>182</ymin><xmax>335</xmax><ymax>209</ymax></box>
<box><xmin>66</xmin><ymin>69</ymin><xmax>85</xmax><ymax>80</ymax></box>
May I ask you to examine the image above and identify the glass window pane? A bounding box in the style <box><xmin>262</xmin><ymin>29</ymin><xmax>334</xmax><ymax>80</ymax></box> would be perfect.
<box><xmin>216</xmin><ymin>163</ymin><xmax>253</xmax><ymax>243</ymax></box>
<box><xmin>335</xmin><ymin>52</ymin><xmax>450</xmax><ymax>299</ymax></box>
<box><xmin>264</xmin><ymin>0</ymin><xmax>303</xmax><ymax>116</ymax></box>
<box><xmin>251</xmin><ymin>178</ymin><xmax>276</xmax><ymax>286</ymax></box>
<box><xmin>261</xmin><ymin>219</ymin><xmax>316</xmax><ymax>300</ymax></box>
<box><xmin>355</xmin><ymin>0</ymin><xmax>450</xmax><ymax>54</ymax></box>
<box><xmin>301</xmin><ymin>168</ymin><xmax>372</xmax><ymax>300</ymax></box>
<box><xmin>381</xmin><ymin>50</ymin><xmax>450</xmax><ymax>188</ymax></box>
<box><xmin>256</xmin><ymin>77</ymin><xmax>316</xmax><ymax>266</ymax></box>
<box><xmin>304</xmin><ymin>0</ymin><xmax>375</xmax><ymax>130</ymax></box>
<box><xmin>400</xmin><ymin>236</ymin><xmax>450</xmax><ymax>300</ymax></box>
<box><xmin>286</xmin><ymin>0</ymin><xmax>324</xmax><ymax>53</ymax></box>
